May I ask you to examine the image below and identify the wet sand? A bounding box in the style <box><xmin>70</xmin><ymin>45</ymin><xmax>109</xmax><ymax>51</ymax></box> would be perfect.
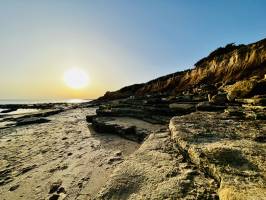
<box><xmin>0</xmin><ymin>108</ymin><xmax>139</xmax><ymax>200</ymax></box>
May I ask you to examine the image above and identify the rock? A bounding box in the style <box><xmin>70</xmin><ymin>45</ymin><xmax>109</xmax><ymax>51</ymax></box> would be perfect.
<box><xmin>192</xmin><ymin>95</ymin><xmax>208</xmax><ymax>102</ymax></box>
<box><xmin>0</xmin><ymin>168</ymin><xmax>13</xmax><ymax>186</ymax></box>
<box><xmin>107</xmin><ymin>156</ymin><xmax>123</xmax><ymax>164</ymax></box>
<box><xmin>95</xmin><ymin>97</ymin><xmax>174</xmax><ymax>124</ymax></box>
<box><xmin>224</xmin><ymin>106</ymin><xmax>245</xmax><ymax>117</ymax></box>
<box><xmin>92</xmin><ymin>117</ymin><xmax>140</xmax><ymax>142</ymax></box>
<box><xmin>224</xmin><ymin>79</ymin><xmax>259</xmax><ymax>101</ymax></box>
<box><xmin>49</xmin><ymin>180</ymin><xmax>62</xmax><ymax>194</ymax></box>
<box><xmin>0</xmin><ymin>108</ymin><xmax>17</xmax><ymax>113</ymax></box>
<box><xmin>49</xmin><ymin>194</ymin><xmax>60</xmax><ymax>200</ymax></box>
<box><xmin>86</xmin><ymin>115</ymin><xmax>96</xmax><ymax>123</ymax></box>
<box><xmin>169</xmin><ymin>103</ymin><xmax>195</xmax><ymax>114</ymax></box>
<box><xmin>18</xmin><ymin>164</ymin><xmax>37</xmax><ymax>175</ymax></box>
<box><xmin>49</xmin><ymin>164</ymin><xmax>68</xmax><ymax>173</ymax></box>
<box><xmin>57</xmin><ymin>186</ymin><xmax>66</xmax><ymax>194</ymax></box>
<box><xmin>210</xmin><ymin>93</ymin><xmax>228</xmax><ymax>105</ymax></box>
<box><xmin>9</xmin><ymin>184</ymin><xmax>19</xmax><ymax>191</ymax></box>
<box><xmin>96</xmin><ymin>131</ymin><xmax>218</xmax><ymax>199</ymax></box>
<box><xmin>199</xmin><ymin>84</ymin><xmax>217</xmax><ymax>95</ymax></box>
<box><xmin>16</xmin><ymin>117</ymin><xmax>50</xmax><ymax>126</ymax></box>
<box><xmin>254</xmin><ymin>134</ymin><xmax>266</xmax><ymax>143</ymax></box>
<box><xmin>242</xmin><ymin>104</ymin><xmax>266</xmax><ymax>110</ymax></box>
<box><xmin>236</xmin><ymin>97</ymin><xmax>266</xmax><ymax>105</ymax></box>
<box><xmin>175</xmin><ymin>95</ymin><xmax>193</xmax><ymax>102</ymax></box>
<box><xmin>169</xmin><ymin>112</ymin><xmax>266</xmax><ymax>200</ymax></box>
<box><xmin>196</xmin><ymin>101</ymin><xmax>226</xmax><ymax>111</ymax></box>
<box><xmin>245</xmin><ymin>110</ymin><xmax>266</xmax><ymax>120</ymax></box>
<box><xmin>114</xmin><ymin>151</ymin><xmax>122</xmax><ymax>157</ymax></box>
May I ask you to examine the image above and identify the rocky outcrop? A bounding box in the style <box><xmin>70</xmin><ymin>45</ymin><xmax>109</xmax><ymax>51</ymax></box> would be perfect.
<box><xmin>15</xmin><ymin>117</ymin><xmax>50</xmax><ymax>126</ymax></box>
<box><xmin>96</xmin><ymin>131</ymin><xmax>218</xmax><ymax>200</ymax></box>
<box><xmin>94</xmin><ymin>95</ymin><xmax>202</xmax><ymax>124</ymax></box>
<box><xmin>0</xmin><ymin>109</ymin><xmax>63</xmax><ymax>129</ymax></box>
<box><xmin>90</xmin><ymin>116</ymin><xmax>163</xmax><ymax>142</ymax></box>
<box><xmin>169</xmin><ymin>112</ymin><xmax>266</xmax><ymax>200</ymax></box>
<box><xmin>224</xmin><ymin>95</ymin><xmax>266</xmax><ymax>120</ymax></box>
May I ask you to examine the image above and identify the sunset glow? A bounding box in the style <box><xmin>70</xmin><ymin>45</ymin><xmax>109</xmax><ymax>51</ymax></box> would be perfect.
<box><xmin>64</xmin><ymin>68</ymin><xmax>89</xmax><ymax>89</ymax></box>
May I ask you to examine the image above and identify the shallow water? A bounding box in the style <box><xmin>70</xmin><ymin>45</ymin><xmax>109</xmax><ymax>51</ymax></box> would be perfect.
<box><xmin>0</xmin><ymin>108</ymin><xmax>7</xmax><ymax>113</ymax></box>
<box><xmin>0</xmin><ymin>99</ymin><xmax>91</xmax><ymax>105</ymax></box>
<box><xmin>4</xmin><ymin>109</ymin><xmax>40</xmax><ymax>115</ymax></box>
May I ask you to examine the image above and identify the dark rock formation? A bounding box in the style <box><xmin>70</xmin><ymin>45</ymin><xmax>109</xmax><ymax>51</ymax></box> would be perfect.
<box><xmin>16</xmin><ymin>117</ymin><xmax>50</xmax><ymax>126</ymax></box>
<box><xmin>91</xmin><ymin>117</ymin><xmax>162</xmax><ymax>142</ymax></box>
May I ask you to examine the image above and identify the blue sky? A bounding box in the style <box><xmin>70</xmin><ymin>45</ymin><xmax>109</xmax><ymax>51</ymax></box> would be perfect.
<box><xmin>0</xmin><ymin>0</ymin><xmax>265</xmax><ymax>99</ymax></box>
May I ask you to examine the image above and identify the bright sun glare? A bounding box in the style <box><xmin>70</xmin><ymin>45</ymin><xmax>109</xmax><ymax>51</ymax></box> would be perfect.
<box><xmin>64</xmin><ymin>68</ymin><xmax>89</xmax><ymax>89</ymax></box>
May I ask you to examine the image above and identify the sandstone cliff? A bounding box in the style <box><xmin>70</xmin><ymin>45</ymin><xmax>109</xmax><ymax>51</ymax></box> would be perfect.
<box><xmin>88</xmin><ymin>38</ymin><xmax>266</xmax><ymax>200</ymax></box>
<box><xmin>98</xmin><ymin>38</ymin><xmax>266</xmax><ymax>101</ymax></box>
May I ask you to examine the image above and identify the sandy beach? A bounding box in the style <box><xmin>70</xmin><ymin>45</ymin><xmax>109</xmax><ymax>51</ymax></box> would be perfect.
<box><xmin>0</xmin><ymin>108</ymin><xmax>139</xmax><ymax>200</ymax></box>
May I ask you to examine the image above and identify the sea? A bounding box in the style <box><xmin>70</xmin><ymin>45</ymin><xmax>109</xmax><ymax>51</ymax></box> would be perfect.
<box><xmin>0</xmin><ymin>99</ymin><xmax>91</xmax><ymax>114</ymax></box>
<box><xmin>0</xmin><ymin>99</ymin><xmax>91</xmax><ymax>105</ymax></box>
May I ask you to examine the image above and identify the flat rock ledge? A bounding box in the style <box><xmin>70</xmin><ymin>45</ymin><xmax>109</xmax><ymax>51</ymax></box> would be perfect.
<box><xmin>90</xmin><ymin>116</ymin><xmax>163</xmax><ymax>142</ymax></box>
<box><xmin>95</xmin><ymin>131</ymin><xmax>218</xmax><ymax>200</ymax></box>
<box><xmin>169</xmin><ymin>112</ymin><xmax>266</xmax><ymax>200</ymax></box>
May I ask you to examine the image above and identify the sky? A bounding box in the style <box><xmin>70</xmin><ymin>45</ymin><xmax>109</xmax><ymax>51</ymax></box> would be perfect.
<box><xmin>0</xmin><ymin>0</ymin><xmax>265</xmax><ymax>100</ymax></box>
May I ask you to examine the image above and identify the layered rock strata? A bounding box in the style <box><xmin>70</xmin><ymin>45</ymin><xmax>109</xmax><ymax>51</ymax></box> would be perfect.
<box><xmin>169</xmin><ymin>112</ymin><xmax>266</xmax><ymax>200</ymax></box>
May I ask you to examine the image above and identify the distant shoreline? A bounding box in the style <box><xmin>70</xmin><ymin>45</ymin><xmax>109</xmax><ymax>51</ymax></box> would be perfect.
<box><xmin>0</xmin><ymin>99</ymin><xmax>91</xmax><ymax>105</ymax></box>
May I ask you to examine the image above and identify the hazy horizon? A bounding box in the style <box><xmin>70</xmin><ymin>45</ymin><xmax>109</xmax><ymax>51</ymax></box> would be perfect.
<box><xmin>1</xmin><ymin>0</ymin><xmax>266</xmax><ymax>99</ymax></box>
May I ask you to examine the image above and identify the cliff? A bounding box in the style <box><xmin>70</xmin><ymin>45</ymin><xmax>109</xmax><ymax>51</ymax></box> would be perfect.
<box><xmin>98</xmin><ymin>38</ymin><xmax>266</xmax><ymax>101</ymax></box>
<box><xmin>89</xmin><ymin>37</ymin><xmax>266</xmax><ymax>199</ymax></box>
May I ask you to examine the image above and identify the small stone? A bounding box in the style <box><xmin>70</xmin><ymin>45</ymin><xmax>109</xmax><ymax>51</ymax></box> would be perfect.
<box><xmin>78</xmin><ymin>182</ymin><xmax>83</xmax><ymax>188</ymax></box>
<box><xmin>107</xmin><ymin>156</ymin><xmax>122</xmax><ymax>164</ymax></box>
<box><xmin>9</xmin><ymin>184</ymin><xmax>19</xmax><ymax>191</ymax></box>
<box><xmin>114</xmin><ymin>151</ymin><xmax>122</xmax><ymax>156</ymax></box>
<box><xmin>49</xmin><ymin>194</ymin><xmax>60</xmax><ymax>200</ymax></box>
<box><xmin>57</xmin><ymin>187</ymin><xmax>66</xmax><ymax>194</ymax></box>
<box><xmin>49</xmin><ymin>180</ymin><xmax>62</xmax><ymax>194</ymax></box>
<box><xmin>19</xmin><ymin>164</ymin><xmax>37</xmax><ymax>174</ymax></box>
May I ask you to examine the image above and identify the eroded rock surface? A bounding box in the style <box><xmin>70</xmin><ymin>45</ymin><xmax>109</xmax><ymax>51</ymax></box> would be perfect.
<box><xmin>169</xmin><ymin>112</ymin><xmax>266</xmax><ymax>200</ymax></box>
<box><xmin>91</xmin><ymin>116</ymin><xmax>163</xmax><ymax>142</ymax></box>
<box><xmin>96</xmin><ymin>131</ymin><xmax>218</xmax><ymax>200</ymax></box>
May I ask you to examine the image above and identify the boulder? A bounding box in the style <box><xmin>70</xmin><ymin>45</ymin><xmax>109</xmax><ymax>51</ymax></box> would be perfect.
<box><xmin>86</xmin><ymin>115</ymin><xmax>96</xmax><ymax>123</ymax></box>
<box><xmin>224</xmin><ymin>78</ymin><xmax>262</xmax><ymax>101</ymax></box>
<box><xmin>210</xmin><ymin>93</ymin><xmax>228</xmax><ymax>105</ymax></box>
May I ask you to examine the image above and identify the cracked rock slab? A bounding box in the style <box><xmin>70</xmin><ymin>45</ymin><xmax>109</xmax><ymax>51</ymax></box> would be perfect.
<box><xmin>95</xmin><ymin>131</ymin><xmax>218</xmax><ymax>200</ymax></box>
<box><xmin>169</xmin><ymin>112</ymin><xmax>266</xmax><ymax>200</ymax></box>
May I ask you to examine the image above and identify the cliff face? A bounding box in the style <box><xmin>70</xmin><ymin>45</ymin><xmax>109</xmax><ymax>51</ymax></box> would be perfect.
<box><xmin>90</xmin><ymin>38</ymin><xmax>266</xmax><ymax>200</ymax></box>
<box><xmin>98</xmin><ymin>38</ymin><xmax>266</xmax><ymax>101</ymax></box>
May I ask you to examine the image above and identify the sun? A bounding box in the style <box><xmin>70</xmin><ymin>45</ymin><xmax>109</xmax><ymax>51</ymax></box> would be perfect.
<box><xmin>64</xmin><ymin>68</ymin><xmax>89</xmax><ymax>89</ymax></box>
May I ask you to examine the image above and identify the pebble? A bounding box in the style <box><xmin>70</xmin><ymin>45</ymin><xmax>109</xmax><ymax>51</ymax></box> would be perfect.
<box><xmin>9</xmin><ymin>184</ymin><xmax>20</xmax><ymax>191</ymax></box>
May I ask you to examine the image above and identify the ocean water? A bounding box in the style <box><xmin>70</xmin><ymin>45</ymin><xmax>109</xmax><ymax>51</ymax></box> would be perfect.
<box><xmin>0</xmin><ymin>99</ymin><xmax>91</xmax><ymax>105</ymax></box>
